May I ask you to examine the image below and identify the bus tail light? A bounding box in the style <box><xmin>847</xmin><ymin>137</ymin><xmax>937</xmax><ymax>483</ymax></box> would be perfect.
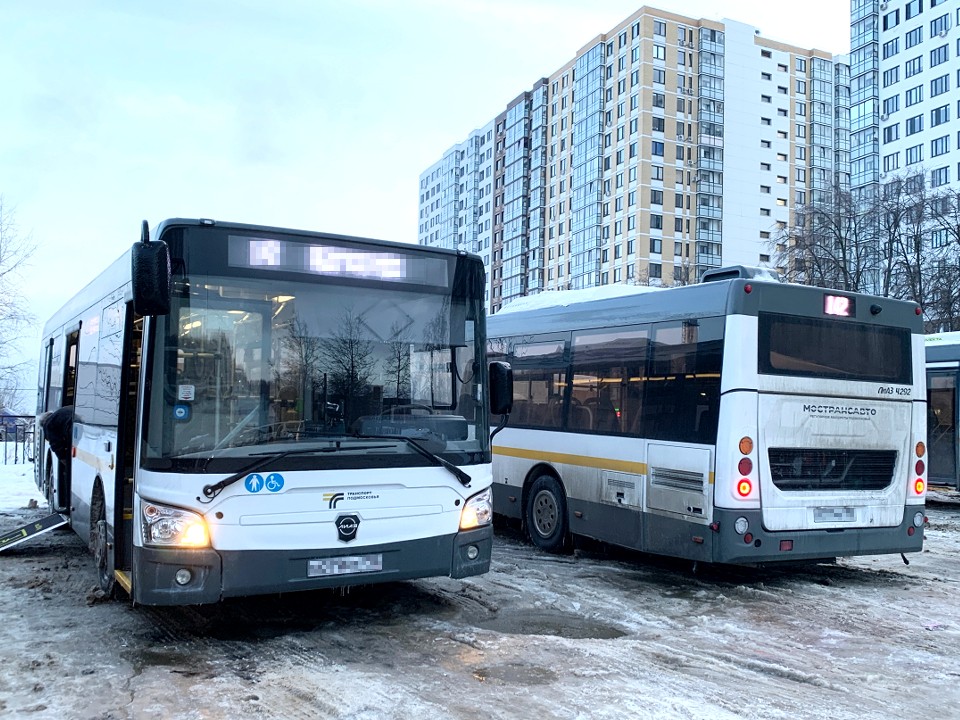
<box><xmin>913</xmin><ymin>441</ymin><xmax>927</xmax><ymax>497</ymax></box>
<box><xmin>733</xmin><ymin>436</ymin><xmax>758</xmax><ymax>502</ymax></box>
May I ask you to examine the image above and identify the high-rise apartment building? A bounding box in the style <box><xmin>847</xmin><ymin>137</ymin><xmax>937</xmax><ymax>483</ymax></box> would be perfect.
<box><xmin>419</xmin><ymin>6</ymin><xmax>848</xmax><ymax>312</ymax></box>
<box><xmin>857</xmin><ymin>0</ymin><xmax>959</xmax><ymax>195</ymax></box>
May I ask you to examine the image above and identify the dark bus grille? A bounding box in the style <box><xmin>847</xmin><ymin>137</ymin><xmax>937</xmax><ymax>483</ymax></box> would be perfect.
<box><xmin>767</xmin><ymin>448</ymin><xmax>898</xmax><ymax>491</ymax></box>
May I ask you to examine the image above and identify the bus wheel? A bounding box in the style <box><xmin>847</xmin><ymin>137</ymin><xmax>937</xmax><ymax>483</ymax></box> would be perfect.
<box><xmin>526</xmin><ymin>475</ymin><xmax>569</xmax><ymax>553</ymax></box>
<box><xmin>90</xmin><ymin>487</ymin><xmax>116</xmax><ymax>597</ymax></box>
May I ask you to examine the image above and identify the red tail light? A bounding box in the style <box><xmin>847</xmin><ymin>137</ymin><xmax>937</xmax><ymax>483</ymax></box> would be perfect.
<box><xmin>737</xmin><ymin>479</ymin><xmax>752</xmax><ymax>497</ymax></box>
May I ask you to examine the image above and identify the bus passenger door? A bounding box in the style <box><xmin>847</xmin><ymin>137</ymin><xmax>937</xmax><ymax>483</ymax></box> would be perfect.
<box><xmin>113</xmin><ymin>307</ymin><xmax>143</xmax><ymax>583</ymax></box>
<box><xmin>53</xmin><ymin>329</ymin><xmax>80</xmax><ymax>513</ymax></box>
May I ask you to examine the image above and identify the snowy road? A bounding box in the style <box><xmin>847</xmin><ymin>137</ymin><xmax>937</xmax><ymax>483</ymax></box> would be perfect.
<box><xmin>1</xmin><ymin>463</ymin><xmax>958</xmax><ymax>719</ymax></box>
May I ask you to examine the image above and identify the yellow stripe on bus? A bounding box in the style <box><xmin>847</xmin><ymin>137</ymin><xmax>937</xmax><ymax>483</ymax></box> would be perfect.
<box><xmin>494</xmin><ymin>446</ymin><xmax>647</xmax><ymax>475</ymax></box>
<box><xmin>494</xmin><ymin>445</ymin><xmax>716</xmax><ymax>484</ymax></box>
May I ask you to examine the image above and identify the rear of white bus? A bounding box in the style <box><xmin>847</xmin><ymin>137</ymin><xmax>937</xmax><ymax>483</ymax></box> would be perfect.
<box><xmin>713</xmin><ymin>281</ymin><xmax>926</xmax><ymax>564</ymax></box>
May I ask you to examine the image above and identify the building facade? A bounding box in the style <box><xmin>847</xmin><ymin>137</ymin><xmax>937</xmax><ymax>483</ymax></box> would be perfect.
<box><xmin>419</xmin><ymin>6</ymin><xmax>848</xmax><ymax>312</ymax></box>
<box><xmin>862</xmin><ymin>0</ymin><xmax>959</xmax><ymax>193</ymax></box>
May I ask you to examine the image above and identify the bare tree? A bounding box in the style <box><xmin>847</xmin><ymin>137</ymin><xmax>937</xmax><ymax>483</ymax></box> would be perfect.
<box><xmin>318</xmin><ymin>308</ymin><xmax>377</xmax><ymax>428</ymax></box>
<box><xmin>773</xmin><ymin>184</ymin><xmax>877</xmax><ymax>292</ymax></box>
<box><xmin>0</xmin><ymin>197</ymin><xmax>35</xmax><ymax>411</ymax></box>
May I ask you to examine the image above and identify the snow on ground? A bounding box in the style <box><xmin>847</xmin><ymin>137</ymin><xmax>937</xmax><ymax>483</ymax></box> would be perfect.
<box><xmin>2</xmin><ymin>453</ymin><xmax>960</xmax><ymax>720</ymax></box>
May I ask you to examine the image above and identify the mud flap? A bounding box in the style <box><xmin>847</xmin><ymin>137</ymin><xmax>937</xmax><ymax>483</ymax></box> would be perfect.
<box><xmin>0</xmin><ymin>513</ymin><xmax>68</xmax><ymax>552</ymax></box>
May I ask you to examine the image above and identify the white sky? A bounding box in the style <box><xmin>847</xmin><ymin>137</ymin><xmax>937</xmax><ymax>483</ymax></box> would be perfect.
<box><xmin>0</xmin><ymin>0</ymin><xmax>850</xmax><ymax>408</ymax></box>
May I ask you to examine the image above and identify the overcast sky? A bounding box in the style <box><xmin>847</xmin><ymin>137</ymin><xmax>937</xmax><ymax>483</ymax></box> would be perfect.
<box><xmin>0</xmin><ymin>0</ymin><xmax>850</xmax><ymax>406</ymax></box>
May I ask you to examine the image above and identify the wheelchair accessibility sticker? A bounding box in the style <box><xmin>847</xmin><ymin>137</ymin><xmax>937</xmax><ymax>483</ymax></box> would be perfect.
<box><xmin>245</xmin><ymin>473</ymin><xmax>285</xmax><ymax>493</ymax></box>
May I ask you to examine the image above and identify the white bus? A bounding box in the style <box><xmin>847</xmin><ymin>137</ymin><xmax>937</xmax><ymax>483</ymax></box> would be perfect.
<box><xmin>487</xmin><ymin>267</ymin><xmax>927</xmax><ymax>565</ymax></box>
<box><xmin>925</xmin><ymin>331</ymin><xmax>960</xmax><ymax>489</ymax></box>
<box><xmin>35</xmin><ymin>218</ymin><xmax>512</xmax><ymax>605</ymax></box>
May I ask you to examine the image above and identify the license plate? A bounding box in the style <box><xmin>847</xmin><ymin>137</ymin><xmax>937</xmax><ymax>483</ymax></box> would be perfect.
<box><xmin>814</xmin><ymin>506</ymin><xmax>856</xmax><ymax>523</ymax></box>
<box><xmin>307</xmin><ymin>554</ymin><xmax>383</xmax><ymax>577</ymax></box>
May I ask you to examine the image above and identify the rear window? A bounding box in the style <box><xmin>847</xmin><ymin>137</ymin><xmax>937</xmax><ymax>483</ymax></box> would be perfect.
<box><xmin>758</xmin><ymin>312</ymin><xmax>912</xmax><ymax>384</ymax></box>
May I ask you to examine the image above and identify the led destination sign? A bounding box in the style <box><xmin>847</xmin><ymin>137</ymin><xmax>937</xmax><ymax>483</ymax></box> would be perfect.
<box><xmin>824</xmin><ymin>294</ymin><xmax>856</xmax><ymax>318</ymax></box>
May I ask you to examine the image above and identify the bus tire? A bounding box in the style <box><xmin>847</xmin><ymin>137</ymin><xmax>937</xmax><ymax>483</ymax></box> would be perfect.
<box><xmin>526</xmin><ymin>474</ymin><xmax>569</xmax><ymax>553</ymax></box>
<box><xmin>90</xmin><ymin>484</ymin><xmax>117</xmax><ymax>597</ymax></box>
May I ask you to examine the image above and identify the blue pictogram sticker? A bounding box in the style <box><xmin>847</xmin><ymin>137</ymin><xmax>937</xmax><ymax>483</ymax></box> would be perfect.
<box><xmin>245</xmin><ymin>474</ymin><xmax>265</xmax><ymax>493</ymax></box>
<box><xmin>265</xmin><ymin>473</ymin><xmax>284</xmax><ymax>492</ymax></box>
<box><xmin>173</xmin><ymin>404</ymin><xmax>191</xmax><ymax>422</ymax></box>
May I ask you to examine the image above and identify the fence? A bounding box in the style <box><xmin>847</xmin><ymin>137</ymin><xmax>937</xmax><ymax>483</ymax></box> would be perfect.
<box><xmin>1</xmin><ymin>416</ymin><xmax>35</xmax><ymax>465</ymax></box>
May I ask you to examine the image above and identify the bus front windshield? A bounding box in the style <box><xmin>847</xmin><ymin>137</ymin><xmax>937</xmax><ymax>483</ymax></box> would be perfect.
<box><xmin>143</xmin><ymin>276</ymin><xmax>487</xmax><ymax>471</ymax></box>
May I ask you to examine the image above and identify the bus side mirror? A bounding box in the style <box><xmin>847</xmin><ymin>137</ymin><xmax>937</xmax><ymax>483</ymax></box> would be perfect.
<box><xmin>489</xmin><ymin>361</ymin><xmax>513</xmax><ymax>415</ymax></box>
<box><xmin>131</xmin><ymin>220</ymin><xmax>171</xmax><ymax>316</ymax></box>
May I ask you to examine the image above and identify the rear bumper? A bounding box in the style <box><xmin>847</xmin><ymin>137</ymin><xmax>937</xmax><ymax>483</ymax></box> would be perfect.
<box><xmin>131</xmin><ymin>526</ymin><xmax>492</xmax><ymax>605</ymax></box>
<box><xmin>711</xmin><ymin>505</ymin><xmax>925</xmax><ymax>564</ymax></box>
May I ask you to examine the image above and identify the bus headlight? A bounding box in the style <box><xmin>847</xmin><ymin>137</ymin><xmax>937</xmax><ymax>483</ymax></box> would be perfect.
<box><xmin>141</xmin><ymin>501</ymin><xmax>210</xmax><ymax>548</ymax></box>
<box><xmin>459</xmin><ymin>488</ymin><xmax>493</xmax><ymax>530</ymax></box>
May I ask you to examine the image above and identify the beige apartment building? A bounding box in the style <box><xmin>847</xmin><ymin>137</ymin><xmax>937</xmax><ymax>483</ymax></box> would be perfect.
<box><xmin>418</xmin><ymin>6</ymin><xmax>849</xmax><ymax>313</ymax></box>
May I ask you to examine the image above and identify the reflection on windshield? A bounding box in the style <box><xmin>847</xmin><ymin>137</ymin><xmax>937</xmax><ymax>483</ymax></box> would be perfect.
<box><xmin>144</xmin><ymin>277</ymin><xmax>485</xmax><ymax>466</ymax></box>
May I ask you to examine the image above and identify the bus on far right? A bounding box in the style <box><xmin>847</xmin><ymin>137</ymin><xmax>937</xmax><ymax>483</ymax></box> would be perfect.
<box><xmin>926</xmin><ymin>332</ymin><xmax>960</xmax><ymax>490</ymax></box>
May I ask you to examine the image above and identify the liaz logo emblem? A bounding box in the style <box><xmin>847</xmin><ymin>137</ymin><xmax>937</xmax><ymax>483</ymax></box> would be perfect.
<box><xmin>336</xmin><ymin>514</ymin><xmax>360</xmax><ymax>542</ymax></box>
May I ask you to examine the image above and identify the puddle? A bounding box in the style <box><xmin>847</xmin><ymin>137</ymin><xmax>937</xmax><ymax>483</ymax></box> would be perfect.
<box><xmin>472</xmin><ymin>662</ymin><xmax>557</xmax><ymax>685</ymax></box>
<box><xmin>470</xmin><ymin>608</ymin><xmax>626</xmax><ymax>639</ymax></box>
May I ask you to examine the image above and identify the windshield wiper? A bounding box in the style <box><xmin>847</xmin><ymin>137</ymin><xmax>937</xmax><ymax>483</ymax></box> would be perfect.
<box><xmin>353</xmin><ymin>433</ymin><xmax>472</xmax><ymax>487</ymax></box>
<box><xmin>197</xmin><ymin>442</ymin><xmax>393</xmax><ymax>502</ymax></box>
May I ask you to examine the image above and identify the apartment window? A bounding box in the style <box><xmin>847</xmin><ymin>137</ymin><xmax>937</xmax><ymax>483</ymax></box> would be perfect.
<box><xmin>651</xmin><ymin>189</ymin><xmax>664</xmax><ymax>205</ymax></box>
<box><xmin>777</xmin><ymin>175</ymin><xmax>787</xmax><ymax>184</ymax></box>
<box><xmin>760</xmin><ymin>231</ymin><xmax>771</xmax><ymax>240</ymax></box>
<box><xmin>652</xmin><ymin>141</ymin><xmax>664</xmax><ymax>157</ymax></box>
<box><xmin>760</xmin><ymin>208</ymin><xmax>771</xmax><ymax>216</ymax></box>
<box><xmin>883</xmin><ymin>38</ymin><xmax>900</xmax><ymax>59</ymax></box>
<box><xmin>884</xmin><ymin>124</ymin><xmax>900</xmax><ymax>143</ymax></box>
<box><xmin>762</xmin><ymin>72</ymin><xmax>772</xmax><ymax>80</ymax></box>
<box><xmin>761</xmin><ymin>49</ymin><xmax>772</xmax><ymax>58</ymax></box>
<box><xmin>906</xmin><ymin>114</ymin><xmax>924</xmax><ymax>135</ymax></box>
<box><xmin>883</xmin><ymin>67</ymin><xmax>900</xmax><ymax>87</ymax></box>
<box><xmin>883</xmin><ymin>96</ymin><xmax>900</xmax><ymax>115</ymax></box>
<box><xmin>906</xmin><ymin>144</ymin><xmax>924</xmax><ymax>165</ymax></box>
<box><xmin>778</xmin><ymin>85</ymin><xmax>788</xmax><ymax>94</ymax></box>
<box><xmin>906</xmin><ymin>57</ymin><xmax>923</xmax><ymax>78</ymax></box>
<box><xmin>761</xmin><ymin>185</ymin><xmax>771</xmax><ymax>193</ymax></box>
<box><xmin>932</xmin><ymin>104</ymin><xmax>950</xmax><ymax>126</ymax></box>
<box><xmin>761</xmin><ymin>140</ymin><xmax>771</xmax><ymax>148</ymax></box>
<box><xmin>932</xmin><ymin>135</ymin><xmax>950</xmax><ymax>156</ymax></box>
<box><xmin>932</xmin><ymin>228</ymin><xmax>949</xmax><ymax>248</ymax></box>
<box><xmin>906</xmin><ymin>0</ymin><xmax>922</xmax><ymax>20</ymax></box>
<box><xmin>761</xmin><ymin>94</ymin><xmax>772</xmax><ymax>103</ymax></box>
<box><xmin>883</xmin><ymin>9</ymin><xmax>901</xmax><ymax>30</ymax></box>
<box><xmin>652</xmin><ymin>116</ymin><xmax>665</xmax><ymax>132</ymax></box>
<box><xmin>676</xmin><ymin>145</ymin><xmax>685</xmax><ymax>160</ymax></box>
<box><xmin>906</xmin><ymin>27</ymin><xmax>923</xmax><ymax>48</ymax></box>
<box><xmin>761</xmin><ymin>117</ymin><xmax>772</xmax><ymax>125</ymax></box>
<box><xmin>778</xmin><ymin>63</ymin><xmax>788</xmax><ymax>72</ymax></box>
<box><xmin>652</xmin><ymin>165</ymin><xmax>664</xmax><ymax>181</ymax></box>
<box><xmin>932</xmin><ymin>166</ymin><xmax>950</xmax><ymax>187</ymax></box>
<box><xmin>931</xmin><ymin>14</ymin><xmax>951</xmax><ymax>36</ymax></box>
<box><xmin>651</xmin><ymin>216</ymin><xmax>663</xmax><ymax>231</ymax></box>
<box><xmin>796</xmin><ymin>79</ymin><xmax>807</xmax><ymax>94</ymax></box>
<box><xmin>932</xmin><ymin>74</ymin><xmax>950</xmax><ymax>96</ymax></box>
<box><xmin>906</xmin><ymin>85</ymin><xmax>924</xmax><ymax>106</ymax></box>
<box><xmin>649</xmin><ymin>263</ymin><xmax>662</xmax><ymax>279</ymax></box>
<box><xmin>795</xmin><ymin>102</ymin><xmax>806</xmax><ymax>116</ymax></box>
<box><xmin>796</xmin><ymin>58</ymin><xmax>806</xmax><ymax>73</ymax></box>
<box><xmin>654</xmin><ymin>19</ymin><xmax>666</xmax><ymax>36</ymax></box>
<box><xmin>931</xmin><ymin>44</ymin><xmax>949</xmax><ymax>66</ymax></box>
<box><xmin>653</xmin><ymin>45</ymin><xmax>666</xmax><ymax>61</ymax></box>
<box><xmin>653</xmin><ymin>93</ymin><xmax>665</xmax><ymax>108</ymax></box>
<box><xmin>777</xmin><ymin>152</ymin><xmax>788</xmax><ymax>161</ymax></box>
<box><xmin>777</xmin><ymin>130</ymin><xmax>788</xmax><ymax>139</ymax></box>
<box><xmin>761</xmin><ymin>162</ymin><xmax>772</xmax><ymax>171</ymax></box>
<box><xmin>796</xmin><ymin>168</ymin><xmax>807</xmax><ymax>182</ymax></box>
<box><xmin>674</xmin><ymin>218</ymin><xmax>683</xmax><ymax>232</ymax></box>
<box><xmin>884</xmin><ymin>152</ymin><xmax>900</xmax><ymax>172</ymax></box>
<box><xmin>653</xmin><ymin>68</ymin><xmax>666</xmax><ymax>84</ymax></box>
<box><xmin>776</xmin><ymin>198</ymin><xmax>787</xmax><ymax>206</ymax></box>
